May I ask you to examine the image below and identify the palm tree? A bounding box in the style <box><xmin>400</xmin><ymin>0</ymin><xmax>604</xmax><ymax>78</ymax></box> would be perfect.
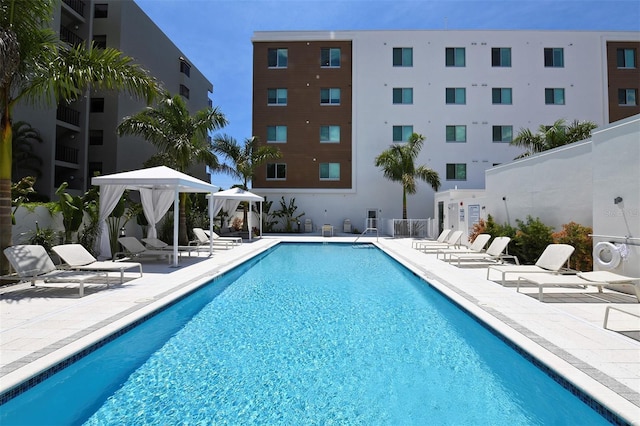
<box><xmin>12</xmin><ymin>121</ymin><xmax>43</xmax><ymax>179</ymax></box>
<box><xmin>510</xmin><ymin>119</ymin><xmax>597</xmax><ymax>159</ymax></box>
<box><xmin>1</xmin><ymin>0</ymin><xmax>160</xmax><ymax>272</ymax></box>
<box><xmin>212</xmin><ymin>135</ymin><xmax>281</xmax><ymax>231</ymax></box>
<box><xmin>117</xmin><ymin>93</ymin><xmax>227</xmax><ymax>244</ymax></box>
<box><xmin>374</xmin><ymin>133</ymin><xmax>440</xmax><ymax>219</ymax></box>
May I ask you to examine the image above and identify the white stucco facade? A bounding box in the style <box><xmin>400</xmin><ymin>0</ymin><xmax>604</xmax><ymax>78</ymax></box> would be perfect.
<box><xmin>252</xmin><ymin>30</ymin><xmax>639</xmax><ymax>232</ymax></box>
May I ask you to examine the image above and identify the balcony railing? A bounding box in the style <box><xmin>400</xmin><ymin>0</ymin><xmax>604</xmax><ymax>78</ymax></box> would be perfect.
<box><xmin>62</xmin><ymin>0</ymin><xmax>85</xmax><ymax>17</ymax></box>
<box><xmin>56</xmin><ymin>104</ymin><xmax>81</xmax><ymax>126</ymax></box>
<box><xmin>55</xmin><ymin>145</ymin><xmax>79</xmax><ymax>164</ymax></box>
<box><xmin>60</xmin><ymin>26</ymin><xmax>84</xmax><ymax>46</ymax></box>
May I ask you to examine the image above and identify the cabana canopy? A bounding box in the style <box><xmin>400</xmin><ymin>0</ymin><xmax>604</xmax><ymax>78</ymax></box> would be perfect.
<box><xmin>212</xmin><ymin>188</ymin><xmax>264</xmax><ymax>241</ymax></box>
<box><xmin>92</xmin><ymin>166</ymin><xmax>218</xmax><ymax>266</ymax></box>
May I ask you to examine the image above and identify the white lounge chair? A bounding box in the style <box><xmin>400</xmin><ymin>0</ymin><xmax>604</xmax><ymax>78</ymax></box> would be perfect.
<box><xmin>449</xmin><ymin>236</ymin><xmax>516</xmax><ymax>266</ymax></box>
<box><xmin>141</xmin><ymin>237</ymin><xmax>197</xmax><ymax>257</ymax></box>
<box><xmin>203</xmin><ymin>229</ymin><xmax>242</xmax><ymax>246</ymax></box>
<box><xmin>117</xmin><ymin>237</ymin><xmax>176</xmax><ymax>263</ymax></box>
<box><xmin>190</xmin><ymin>228</ymin><xmax>236</xmax><ymax>250</ymax></box>
<box><xmin>413</xmin><ymin>229</ymin><xmax>451</xmax><ymax>249</ymax></box>
<box><xmin>436</xmin><ymin>234</ymin><xmax>491</xmax><ymax>260</ymax></box>
<box><xmin>3</xmin><ymin>245</ymin><xmax>106</xmax><ymax>297</ymax></box>
<box><xmin>52</xmin><ymin>244</ymin><xmax>142</xmax><ymax>284</ymax></box>
<box><xmin>516</xmin><ymin>270</ymin><xmax>640</xmax><ymax>302</ymax></box>
<box><xmin>417</xmin><ymin>230</ymin><xmax>464</xmax><ymax>253</ymax></box>
<box><xmin>487</xmin><ymin>244</ymin><xmax>575</xmax><ymax>286</ymax></box>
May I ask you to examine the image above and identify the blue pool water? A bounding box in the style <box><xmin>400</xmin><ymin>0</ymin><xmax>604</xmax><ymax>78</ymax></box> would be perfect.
<box><xmin>1</xmin><ymin>243</ymin><xmax>612</xmax><ymax>425</ymax></box>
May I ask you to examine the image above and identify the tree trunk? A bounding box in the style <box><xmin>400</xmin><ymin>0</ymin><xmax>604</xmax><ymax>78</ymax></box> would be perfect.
<box><xmin>0</xmin><ymin>110</ymin><xmax>13</xmax><ymax>274</ymax></box>
<box><xmin>179</xmin><ymin>192</ymin><xmax>189</xmax><ymax>245</ymax></box>
<box><xmin>402</xmin><ymin>187</ymin><xmax>408</xmax><ymax>220</ymax></box>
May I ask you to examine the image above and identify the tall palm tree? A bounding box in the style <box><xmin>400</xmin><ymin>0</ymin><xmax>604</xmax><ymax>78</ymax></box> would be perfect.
<box><xmin>117</xmin><ymin>93</ymin><xmax>228</xmax><ymax>244</ymax></box>
<box><xmin>1</xmin><ymin>0</ymin><xmax>160</xmax><ymax>272</ymax></box>
<box><xmin>510</xmin><ymin>118</ymin><xmax>597</xmax><ymax>159</ymax></box>
<box><xmin>374</xmin><ymin>133</ymin><xmax>440</xmax><ymax>219</ymax></box>
<box><xmin>12</xmin><ymin>121</ymin><xmax>43</xmax><ymax>179</ymax></box>
<box><xmin>212</xmin><ymin>135</ymin><xmax>281</xmax><ymax>230</ymax></box>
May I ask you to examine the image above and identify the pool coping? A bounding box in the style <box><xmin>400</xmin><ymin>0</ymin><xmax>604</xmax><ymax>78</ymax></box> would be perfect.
<box><xmin>376</xmin><ymin>239</ymin><xmax>640</xmax><ymax>425</ymax></box>
<box><xmin>1</xmin><ymin>237</ymin><xmax>639</xmax><ymax>424</ymax></box>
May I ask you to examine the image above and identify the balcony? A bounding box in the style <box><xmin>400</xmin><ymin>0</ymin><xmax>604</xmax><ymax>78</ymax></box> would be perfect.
<box><xmin>62</xmin><ymin>0</ymin><xmax>85</xmax><ymax>17</ymax></box>
<box><xmin>60</xmin><ymin>26</ymin><xmax>84</xmax><ymax>47</ymax></box>
<box><xmin>56</xmin><ymin>104</ymin><xmax>81</xmax><ymax>127</ymax></box>
<box><xmin>55</xmin><ymin>145</ymin><xmax>79</xmax><ymax>164</ymax></box>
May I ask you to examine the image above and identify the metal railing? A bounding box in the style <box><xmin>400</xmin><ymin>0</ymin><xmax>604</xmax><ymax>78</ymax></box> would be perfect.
<box><xmin>62</xmin><ymin>0</ymin><xmax>85</xmax><ymax>16</ymax></box>
<box><xmin>391</xmin><ymin>219</ymin><xmax>434</xmax><ymax>238</ymax></box>
<box><xmin>55</xmin><ymin>145</ymin><xmax>79</xmax><ymax>164</ymax></box>
<box><xmin>60</xmin><ymin>26</ymin><xmax>84</xmax><ymax>46</ymax></box>
<box><xmin>56</xmin><ymin>104</ymin><xmax>81</xmax><ymax>126</ymax></box>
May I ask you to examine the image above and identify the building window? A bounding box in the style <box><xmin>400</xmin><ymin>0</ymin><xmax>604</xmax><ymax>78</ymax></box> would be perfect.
<box><xmin>320</xmin><ymin>125</ymin><xmax>340</xmax><ymax>143</ymax></box>
<box><xmin>179</xmin><ymin>59</ymin><xmax>191</xmax><ymax>77</ymax></box>
<box><xmin>392</xmin><ymin>125</ymin><xmax>413</xmax><ymax>142</ymax></box>
<box><xmin>445</xmin><ymin>47</ymin><xmax>465</xmax><ymax>67</ymax></box>
<box><xmin>491</xmin><ymin>47</ymin><xmax>511</xmax><ymax>67</ymax></box>
<box><xmin>544</xmin><ymin>48</ymin><xmax>564</xmax><ymax>67</ymax></box>
<box><xmin>92</xmin><ymin>35</ymin><xmax>106</xmax><ymax>49</ymax></box>
<box><xmin>320</xmin><ymin>88</ymin><xmax>340</xmax><ymax>105</ymax></box>
<box><xmin>321</xmin><ymin>48</ymin><xmax>340</xmax><ymax>67</ymax></box>
<box><xmin>618</xmin><ymin>89</ymin><xmax>637</xmax><ymax>106</ymax></box>
<box><xmin>617</xmin><ymin>48</ymin><xmax>637</xmax><ymax>68</ymax></box>
<box><xmin>267</xmin><ymin>126</ymin><xmax>287</xmax><ymax>143</ymax></box>
<box><xmin>492</xmin><ymin>125</ymin><xmax>513</xmax><ymax>142</ymax></box>
<box><xmin>446</xmin><ymin>125</ymin><xmax>466</xmax><ymax>142</ymax></box>
<box><xmin>392</xmin><ymin>88</ymin><xmax>413</xmax><ymax>104</ymax></box>
<box><xmin>393</xmin><ymin>47</ymin><xmax>413</xmax><ymax>67</ymax></box>
<box><xmin>94</xmin><ymin>3</ymin><xmax>108</xmax><ymax>18</ymax></box>
<box><xmin>446</xmin><ymin>163</ymin><xmax>467</xmax><ymax>180</ymax></box>
<box><xmin>492</xmin><ymin>88</ymin><xmax>512</xmax><ymax>104</ymax></box>
<box><xmin>266</xmin><ymin>163</ymin><xmax>286</xmax><ymax>180</ymax></box>
<box><xmin>179</xmin><ymin>84</ymin><xmax>190</xmax><ymax>99</ymax></box>
<box><xmin>89</xmin><ymin>129</ymin><xmax>104</xmax><ymax>145</ymax></box>
<box><xmin>319</xmin><ymin>163</ymin><xmax>340</xmax><ymax>180</ymax></box>
<box><xmin>446</xmin><ymin>88</ymin><xmax>466</xmax><ymax>104</ymax></box>
<box><xmin>268</xmin><ymin>48</ymin><xmax>288</xmax><ymax>68</ymax></box>
<box><xmin>267</xmin><ymin>88</ymin><xmax>287</xmax><ymax>105</ymax></box>
<box><xmin>90</xmin><ymin>97</ymin><xmax>104</xmax><ymax>112</ymax></box>
<box><xmin>545</xmin><ymin>88</ymin><xmax>565</xmax><ymax>105</ymax></box>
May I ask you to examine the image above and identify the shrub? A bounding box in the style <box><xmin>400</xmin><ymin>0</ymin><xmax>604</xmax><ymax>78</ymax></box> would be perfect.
<box><xmin>231</xmin><ymin>217</ymin><xmax>243</xmax><ymax>231</ymax></box>
<box><xmin>469</xmin><ymin>215</ymin><xmax>516</xmax><ymax>248</ymax></box>
<box><xmin>553</xmin><ymin>222</ymin><xmax>593</xmax><ymax>271</ymax></box>
<box><xmin>512</xmin><ymin>216</ymin><xmax>554</xmax><ymax>264</ymax></box>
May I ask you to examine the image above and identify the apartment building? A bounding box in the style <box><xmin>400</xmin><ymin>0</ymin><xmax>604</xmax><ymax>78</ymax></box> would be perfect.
<box><xmin>13</xmin><ymin>0</ymin><xmax>213</xmax><ymax>199</ymax></box>
<box><xmin>251</xmin><ymin>30</ymin><xmax>640</xmax><ymax>231</ymax></box>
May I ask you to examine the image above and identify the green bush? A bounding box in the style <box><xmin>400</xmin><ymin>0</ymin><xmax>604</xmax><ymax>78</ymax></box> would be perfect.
<box><xmin>553</xmin><ymin>222</ymin><xmax>592</xmax><ymax>271</ymax></box>
<box><xmin>512</xmin><ymin>216</ymin><xmax>554</xmax><ymax>264</ymax></box>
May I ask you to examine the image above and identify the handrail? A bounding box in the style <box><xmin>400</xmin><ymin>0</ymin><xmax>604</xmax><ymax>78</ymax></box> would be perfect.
<box><xmin>354</xmin><ymin>227</ymin><xmax>378</xmax><ymax>244</ymax></box>
<box><xmin>589</xmin><ymin>234</ymin><xmax>640</xmax><ymax>241</ymax></box>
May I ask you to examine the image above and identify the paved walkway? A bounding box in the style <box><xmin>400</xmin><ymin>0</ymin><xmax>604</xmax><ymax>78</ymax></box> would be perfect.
<box><xmin>1</xmin><ymin>236</ymin><xmax>639</xmax><ymax>423</ymax></box>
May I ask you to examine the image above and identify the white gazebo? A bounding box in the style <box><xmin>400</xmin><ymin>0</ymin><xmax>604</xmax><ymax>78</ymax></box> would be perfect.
<box><xmin>211</xmin><ymin>188</ymin><xmax>264</xmax><ymax>240</ymax></box>
<box><xmin>92</xmin><ymin>166</ymin><xmax>218</xmax><ymax>266</ymax></box>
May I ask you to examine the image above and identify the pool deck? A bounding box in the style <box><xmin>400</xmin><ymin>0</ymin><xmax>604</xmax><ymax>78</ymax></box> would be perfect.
<box><xmin>1</xmin><ymin>235</ymin><xmax>639</xmax><ymax>423</ymax></box>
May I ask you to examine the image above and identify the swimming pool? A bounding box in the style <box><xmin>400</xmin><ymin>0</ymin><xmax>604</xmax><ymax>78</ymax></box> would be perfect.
<box><xmin>0</xmin><ymin>243</ymin><xmax>614</xmax><ymax>424</ymax></box>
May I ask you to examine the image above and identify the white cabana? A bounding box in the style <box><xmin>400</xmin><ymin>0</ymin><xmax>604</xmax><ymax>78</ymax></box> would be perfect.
<box><xmin>212</xmin><ymin>188</ymin><xmax>264</xmax><ymax>241</ymax></box>
<box><xmin>91</xmin><ymin>166</ymin><xmax>218</xmax><ymax>266</ymax></box>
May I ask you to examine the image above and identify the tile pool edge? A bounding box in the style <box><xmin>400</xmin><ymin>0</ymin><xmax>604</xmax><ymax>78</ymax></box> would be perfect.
<box><xmin>0</xmin><ymin>240</ymin><xmax>279</xmax><ymax>402</ymax></box>
<box><xmin>374</xmin><ymin>241</ymin><xmax>639</xmax><ymax>425</ymax></box>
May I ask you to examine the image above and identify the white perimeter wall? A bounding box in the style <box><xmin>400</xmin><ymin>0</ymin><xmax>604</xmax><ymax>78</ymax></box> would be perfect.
<box><xmin>591</xmin><ymin>116</ymin><xmax>640</xmax><ymax>278</ymax></box>
<box><xmin>484</xmin><ymin>141</ymin><xmax>593</xmax><ymax>228</ymax></box>
<box><xmin>480</xmin><ymin>115</ymin><xmax>639</xmax><ymax>278</ymax></box>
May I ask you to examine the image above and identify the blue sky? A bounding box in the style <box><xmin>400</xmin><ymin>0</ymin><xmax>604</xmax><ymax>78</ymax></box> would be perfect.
<box><xmin>135</xmin><ymin>0</ymin><xmax>640</xmax><ymax>189</ymax></box>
